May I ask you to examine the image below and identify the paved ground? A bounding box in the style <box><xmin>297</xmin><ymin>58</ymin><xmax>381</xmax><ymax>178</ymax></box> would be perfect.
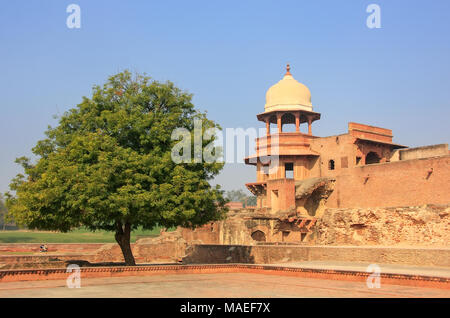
<box><xmin>0</xmin><ymin>273</ymin><xmax>448</xmax><ymax>298</ymax></box>
<box><xmin>269</xmin><ymin>261</ymin><xmax>450</xmax><ymax>278</ymax></box>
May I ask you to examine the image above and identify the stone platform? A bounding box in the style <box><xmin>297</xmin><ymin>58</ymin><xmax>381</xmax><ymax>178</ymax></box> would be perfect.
<box><xmin>267</xmin><ymin>261</ymin><xmax>450</xmax><ymax>279</ymax></box>
<box><xmin>0</xmin><ymin>263</ymin><xmax>449</xmax><ymax>290</ymax></box>
<box><xmin>1</xmin><ymin>272</ymin><xmax>449</xmax><ymax>298</ymax></box>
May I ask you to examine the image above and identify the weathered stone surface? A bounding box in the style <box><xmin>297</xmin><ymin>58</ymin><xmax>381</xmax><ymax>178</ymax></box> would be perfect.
<box><xmin>2</xmin><ymin>204</ymin><xmax>448</xmax><ymax>270</ymax></box>
<box><xmin>178</xmin><ymin>204</ymin><xmax>449</xmax><ymax>247</ymax></box>
<box><xmin>295</xmin><ymin>177</ymin><xmax>335</xmax><ymax>200</ymax></box>
<box><xmin>182</xmin><ymin>244</ymin><xmax>450</xmax><ymax>267</ymax></box>
<box><xmin>294</xmin><ymin>177</ymin><xmax>335</xmax><ymax>217</ymax></box>
<box><xmin>92</xmin><ymin>229</ymin><xmax>188</xmax><ymax>263</ymax></box>
<box><xmin>315</xmin><ymin>205</ymin><xmax>450</xmax><ymax>246</ymax></box>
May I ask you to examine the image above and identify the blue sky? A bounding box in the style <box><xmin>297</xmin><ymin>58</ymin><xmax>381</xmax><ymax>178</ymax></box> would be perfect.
<box><xmin>1</xmin><ymin>0</ymin><xmax>449</xmax><ymax>194</ymax></box>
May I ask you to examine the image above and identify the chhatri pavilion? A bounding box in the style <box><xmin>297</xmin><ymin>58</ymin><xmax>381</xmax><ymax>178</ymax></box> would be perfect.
<box><xmin>245</xmin><ymin>64</ymin><xmax>408</xmax><ymax>216</ymax></box>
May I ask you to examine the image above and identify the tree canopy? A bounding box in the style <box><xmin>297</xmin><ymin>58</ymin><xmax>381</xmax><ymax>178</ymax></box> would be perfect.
<box><xmin>6</xmin><ymin>71</ymin><xmax>227</xmax><ymax>265</ymax></box>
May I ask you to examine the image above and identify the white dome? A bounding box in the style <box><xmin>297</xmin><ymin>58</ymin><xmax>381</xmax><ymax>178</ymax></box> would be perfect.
<box><xmin>265</xmin><ymin>65</ymin><xmax>312</xmax><ymax>112</ymax></box>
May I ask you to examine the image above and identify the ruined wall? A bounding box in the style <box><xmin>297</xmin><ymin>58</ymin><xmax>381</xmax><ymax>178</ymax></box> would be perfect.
<box><xmin>0</xmin><ymin>254</ymin><xmax>94</xmax><ymax>269</ymax></box>
<box><xmin>176</xmin><ymin>210</ymin><xmax>314</xmax><ymax>246</ymax></box>
<box><xmin>327</xmin><ymin>155</ymin><xmax>450</xmax><ymax>208</ymax></box>
<box><xmin>2</xmin><ymin>204</ymin><xmax>448</xmax><ymax>269</ymax></box>
<box><xmin>179</xmin><ymin>223</ymin><xmax>220</xmax><ymax>244</ymax></box>
<box><xmin>180</xmin><ymin>211</ymin><xmax>280</xmax><ymax>245</ymax></box>
<box><xmin>177</xmin><ymin>212</ymin><xmax>255</xmax><ymax>245</ymax></box>
<box><xmin>178</xmin><ymin>204</ymin><xmax>449</xmax><ymax>247</ymax></box>
<box><xmin>0</xmin><ymin>243</ymin><xmax>105</xmax><ymax>254</ymax></box>
<box><xmin>182</xmin><ymin>244</ymin><xmax>450</xmax><ymax>267</ymax></box>
<box><xmin>399</xmin><ymin>144</ymin><xmax>448</xmax><ymax>161</ymax></box>
<box><xmin>92</xmin><ymin>230</ymin><xmax>189</xmax><ymax>263</ymax></box>
<box><xmin>316</xmin><ymin>205</ymin><xmax>449</xmax><ymax>247</ymax></box>
<box><xmin>219</xmin><ymin>217</ymin><xmax>254</xmax><ymax>245</ymax></box>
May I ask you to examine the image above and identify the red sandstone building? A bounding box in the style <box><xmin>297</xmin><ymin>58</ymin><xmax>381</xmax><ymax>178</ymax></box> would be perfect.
<box><xmin>244</xmin><ymin>65</ymin><xmax>449</xmax><ymax>218</ymax></box>
<box><xmin>183</xmin><ymin>65</ymin><xmax>449</xmax><ymax>245</ymax></box>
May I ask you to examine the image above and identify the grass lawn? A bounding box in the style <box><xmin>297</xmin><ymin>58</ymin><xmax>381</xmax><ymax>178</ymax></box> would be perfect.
<box><xmin>0</xmin><ymin>227</ymin><xmax>166</xmax><ymax>243</ymax></box>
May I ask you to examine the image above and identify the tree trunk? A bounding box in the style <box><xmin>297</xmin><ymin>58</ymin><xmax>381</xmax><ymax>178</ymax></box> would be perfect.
<box><xmin>114</xmin><ymin>221</ymin><xmax>136</xmax><ymax>266</ymax></box>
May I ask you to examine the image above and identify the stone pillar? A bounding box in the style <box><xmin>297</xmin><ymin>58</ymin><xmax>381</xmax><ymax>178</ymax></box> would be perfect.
<box><xmin>308</xmin><ymin>116</ymin><xmax>312</xmax><ymax>135</ymax></box>
<box><xmin>266</xmin><ymin>119</ymin><xmax>270</xmax><ymax>135</ymax></box>
<box><xmin>295</xmin><ymin>113</ymin><xmax>300</xmax><ymax>132</ymax></box>
<box><xmin>277</xmin><ymin>113</ymin><xmax>282</xmax><ymax>133</ymax></box>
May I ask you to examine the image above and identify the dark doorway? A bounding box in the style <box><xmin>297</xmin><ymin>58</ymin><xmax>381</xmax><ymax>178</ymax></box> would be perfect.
<box><xmin>328</xmin><ymin>160</ymin><xmax>335</xmax><ymax>170</ymax></box>
<box><xmin>366</xmin><ymin>152</ymin><xmax>381</xmax><ymax>164</ymax></box>
<box><xmin>251</xmin><ymin>230</ymin><xmax>266</xmax><ymax>242</ymax></box>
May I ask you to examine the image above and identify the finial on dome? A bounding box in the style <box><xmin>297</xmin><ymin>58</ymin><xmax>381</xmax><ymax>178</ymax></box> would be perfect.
<box><xmin>285</xmin><ymin>63</ymin><xmax>292</xmax><ymax>76</ymax></box>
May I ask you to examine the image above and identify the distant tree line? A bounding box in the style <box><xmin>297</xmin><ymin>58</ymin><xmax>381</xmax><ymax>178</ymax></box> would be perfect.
<box><xmin>225</xmin><ymin>189</ymin><xmax>257</xmax><ymax>207</ymax></box>
<box><xmin>0</xmin><ymin>194</ymin><xmax>17</xmax><ymax>230</ymax></box>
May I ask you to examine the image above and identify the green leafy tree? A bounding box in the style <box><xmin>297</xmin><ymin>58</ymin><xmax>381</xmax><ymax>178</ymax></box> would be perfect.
<box><xmin>6</xmin><ymin>71</ymin><xmax>227</xmax><ymax>265</ymax></box>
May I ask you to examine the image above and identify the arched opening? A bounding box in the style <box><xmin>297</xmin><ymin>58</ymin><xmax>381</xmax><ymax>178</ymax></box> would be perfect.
<box><xmin>365</xmin><ymin>152</ymin><xmax>381</xmax><ymax>165</ymax></box>
<box><xmin>251</xmin><ymin>230</ymin><xmax>266</xmax><ymax>242</ymax></box>
<box><xmin>299</xmin><ymin>114</ymin><xmax>307</xmax><ymax>133</ymax></box>
<box><xmin>328</xmin><ymin>160</ymin><xmax>335</xmax><ymax>170</ymax></box>
<box><xmin>281</xmin><ymin>113</ymin><xmax>296</xmax><ymax>132</ymax></box>
<box><xmin>269</xmin><ymin>115</ymin><xmax>277</xmax><ymax>134</ymax></box>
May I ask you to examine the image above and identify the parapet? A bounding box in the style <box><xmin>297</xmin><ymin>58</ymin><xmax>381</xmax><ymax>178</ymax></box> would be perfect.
<box><xmin>348</xmin><ymin>122</ymin><xmax>393</xmax><ymax>144</ymax></box>
<box><xmin>398</xmin><ymin>143</ymin><xmax>449</xmax><ymax>161</ymax></box>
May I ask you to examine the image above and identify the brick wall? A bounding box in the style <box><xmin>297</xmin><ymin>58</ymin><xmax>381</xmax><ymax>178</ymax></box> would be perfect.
<box><xmin>266</xmin><ymin>178</ymin><xmax>296</xmax><ymax>212</ymax></box>
<box><xmin>179</xmin><ymin>223</ymin><xmax>220</xmax><ymax>244</ymax></box>
<box><xmin>327</xmin><ymin>155</ymin><xmax>450</xmax><ymax>208</ymax></box>
<box><xmin>0</xmin><ymin>243</ymin><xmax>105</xmax><ymax>254</ymax></box>
<box><xmin>399</xmin><ymin>144</ymin><xmax>448</xmax><ymax>161</ymax></box>
<box><xmin>182</xmin><ymin>244</ymin><xmax>450</xmax><ymax>267</ymax></box>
